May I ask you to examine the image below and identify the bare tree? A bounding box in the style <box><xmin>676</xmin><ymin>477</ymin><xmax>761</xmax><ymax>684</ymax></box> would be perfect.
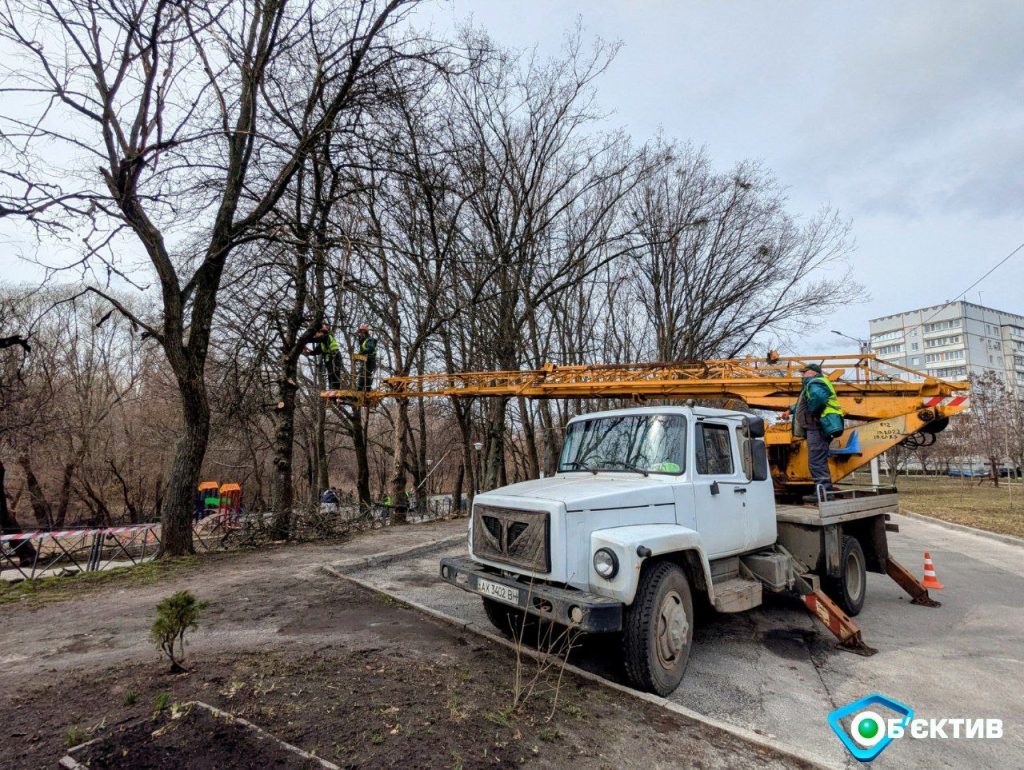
<box><xmin>1</xmin><ymin>0</ymin><xmax>419</xmax><ymax>554</ymax></box>
<box><xmin>968</xmin><ymin>371</ymin><xmax>1009</xmax><ymax>486</ymax></box>
<box><xmin>625</xmin><ymin>148</ymin><xmax>861</xmax><ymax>361</ymax></box>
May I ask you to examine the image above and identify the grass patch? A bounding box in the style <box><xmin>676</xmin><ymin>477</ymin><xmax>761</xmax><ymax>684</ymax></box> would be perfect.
<box><xmin>0</xmin><ymin>555</ymin><xmax>202</xmax><ymax>608</ymax></box>
<box><xmin>897</xmin><ymin>476</ymin><xmax>1024</xmax><ymax>538</ymax></box>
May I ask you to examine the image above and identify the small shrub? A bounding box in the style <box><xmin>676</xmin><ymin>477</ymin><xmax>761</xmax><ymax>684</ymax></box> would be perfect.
<box><xmin>153</xmin><ymin>692</ymin><xmax>171</xmax><ymax>712</ymax></box>
<box><xmin>123</xmin><ymin>690</ymin><xmax>139</xmax><ymax>706</ymax></box>
<box><xmin>65</xmin><ymin>725</ymin><xmax>86</xmax><ymax>748</ymax></box>
<box><xmin>150</xmin><ymin>590</ymin><xmax>208</xmax><ymax>672</ymax></box>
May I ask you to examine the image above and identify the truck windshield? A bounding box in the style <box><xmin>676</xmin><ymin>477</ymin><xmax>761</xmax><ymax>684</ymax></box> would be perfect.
<box><xmin>558</xmin><ymin>414</ymin><xmax>686</xmax><ymax>475</ymax></box>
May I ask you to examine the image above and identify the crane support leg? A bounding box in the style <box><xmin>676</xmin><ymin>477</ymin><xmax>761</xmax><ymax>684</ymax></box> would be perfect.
<box><xmin>885</xmin><ymin>557</ymin><xmax>941</xmax><ymax>607</ymax></box>
<box><xmin>802</xmin><ymin>590</ymin><xmax>878</xmax><ymax>656</ymax></box>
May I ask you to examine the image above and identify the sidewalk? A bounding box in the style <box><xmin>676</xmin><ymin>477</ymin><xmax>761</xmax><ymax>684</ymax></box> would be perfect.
<box><xmin>0</xmin><ymin>519</ymin><xmax>467</xmax><ymax>684</ymax></box>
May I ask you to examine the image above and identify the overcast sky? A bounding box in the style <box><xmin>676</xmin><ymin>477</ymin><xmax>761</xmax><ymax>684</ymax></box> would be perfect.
<box><xmin>4</xmin><ymin>1</ymin><xmax>1022</xmax><ymax>356</ymax></box>
<box><xmin>413</xmin><ymin>0</ymin><xmax>1024</xmax><ymax>352</ymax></box>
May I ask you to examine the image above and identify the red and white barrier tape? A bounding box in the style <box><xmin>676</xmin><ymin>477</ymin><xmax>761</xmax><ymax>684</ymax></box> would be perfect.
<box><xmin>1</xmin><ymin>523</ymin><xmax>159</xmax><ymax>543</ymax></box>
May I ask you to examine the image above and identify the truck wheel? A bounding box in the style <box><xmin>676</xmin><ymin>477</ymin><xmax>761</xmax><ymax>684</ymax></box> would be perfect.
<box><xmin>481</xmin><ymin>597</ymin><xmax>537</xmax><ymax>640</ymax></box>
<box><xmin>826</xmin><ymin>536</ymin><xmax>866</xmax><ymax>617</ymax></box>
<box><xmin>622</xmin><ymin>561</ymin><xmax>693</xmax><ymax>695</ymax></box>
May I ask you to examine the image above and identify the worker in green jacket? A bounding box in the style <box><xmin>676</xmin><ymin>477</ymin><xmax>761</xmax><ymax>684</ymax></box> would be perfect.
<box><xmin>354</xmin><ymin>324</ymin><xmax>378</xmax><ymax>391</ymax></box>
<box><xmin>783</xmin><ymin>363</ymin><xmax>844</xmax><ymax>495</ymax></box>
<box><xmin>306</xmin><ymin>323</ymin><xmax>343</xmax><ymax>390</ymax></box>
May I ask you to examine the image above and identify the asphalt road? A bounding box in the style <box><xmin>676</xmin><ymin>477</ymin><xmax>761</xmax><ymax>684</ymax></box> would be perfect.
<box><xmin>346</xmin><ymin>514</ymin><xmax>1024</xmax><ymax>769</ymax></box>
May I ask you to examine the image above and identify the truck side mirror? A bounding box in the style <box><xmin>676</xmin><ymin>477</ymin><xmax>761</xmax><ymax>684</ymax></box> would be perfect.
<box><xmin>751</xmin><ymin>439</ymin><xmax>769</xmax><ymax>481</ymax></box>
<box><xmin>745</xmin><ymin>415</ymin><xmax>766</xmax><ymax>438</ymax></box>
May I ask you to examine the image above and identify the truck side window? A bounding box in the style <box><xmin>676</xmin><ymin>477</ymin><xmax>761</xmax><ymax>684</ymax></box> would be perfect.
<box><xmin>696</xmin><ymin>423</ymin><xmax>734</xmax><ymax>475</ymax></box>
<box><xmin>735</xmin><ymin>426</ymin><xmax>752</xmax><ymax>480</ymax></box>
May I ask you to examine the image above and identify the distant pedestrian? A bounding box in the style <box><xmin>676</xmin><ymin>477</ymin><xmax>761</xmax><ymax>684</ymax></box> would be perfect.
<box><xmin>320</xmin><ymin>487</ymin><xmax>340</xmax><ymax>516</ymax></box>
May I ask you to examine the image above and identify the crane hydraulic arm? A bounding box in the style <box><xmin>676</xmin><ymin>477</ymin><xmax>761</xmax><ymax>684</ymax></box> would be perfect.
<box><xmin>322</xmin><ymin>354</ymin><xmax>970</xmax><ymax>493</ymax></box>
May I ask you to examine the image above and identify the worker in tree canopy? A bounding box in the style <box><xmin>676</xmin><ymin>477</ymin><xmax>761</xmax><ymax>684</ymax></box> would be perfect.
<box><xmin>783</xmin><ymin>363</ymin><xmax>845</xmax><ymax>495</ymax></box>
<box><xmin>354</xmin><ymin>324</ymin><xmax>378</xmax><ymax>391</ymax></box>
<box><xmin>305</xmin><ymin>323</ymin><xmax>343</xmax><ymax>390</ymax></box>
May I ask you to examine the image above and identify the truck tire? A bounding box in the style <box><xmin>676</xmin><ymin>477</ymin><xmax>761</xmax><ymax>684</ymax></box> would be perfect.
<box><xmin>622</xmin><ymin>561</ymin><xmax>694</xmax><ymax>695</ymax></box>
<box><xmin>825</xmin><ymin>536</ymin><xmax>866</xmax><ymax>617</ymax></box>
<box><xmin>481</xmin><ymin>597</ymin><xmax>537</xmax><ymax>640</ymax></box>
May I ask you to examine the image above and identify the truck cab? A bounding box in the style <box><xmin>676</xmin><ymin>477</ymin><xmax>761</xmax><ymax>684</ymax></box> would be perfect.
<box><xmin>440</xmin><ymin>406</ymin><xmax>800</xmax><ymax>692</ymax></box>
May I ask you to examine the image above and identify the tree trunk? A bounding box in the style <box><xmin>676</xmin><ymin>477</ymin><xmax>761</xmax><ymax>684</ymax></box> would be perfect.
<box><xmin>389</xmin><ymin>399</ymin><xmax>411</xmax><ymax>523</ymax></box>
<box><xmin>16</xmin><ymin>453</ymin><xmax>52</xmax><ymax>529</ymax></box>
<box><xmin>160</xmin><ymin>383</ymin><xmax>210</xmax><ymax>556</ymax></box>
<box><xmin>55</xmin><ymin>461</ymin><xmax>77</xmax><ymax>527</ymax></box>
<box><xmin>349</xmin><ymin>408</ymin><xmax>372</xmax><ymax>512</ymax></box>
<box><xmin>538</xmin><ymin>400</ymin><xmax>559</xmax><ymax>476</ymax></box>
<box><xmin>315</xmin><ymin>396</ymin><xmax>330</xmax><ymax>495</ymax></box>
<box><xmin>271</xmin><ymin>373</ymin><xmax>300</xmax><ymax>539</ymax></box>
<box><xmin>484</xmin><ymin>398</ymin><xmax>508</xmax><ymax>491</ymax></box>
<box><xmin>451</xmin><ymin>461</ymin><xmax>464</xmax><ymax>517</ymax></box>
<box><xmin>416</xmin><ymin>394</ymin><xmax>428</xmax><ymax>509</ymax></box>
<box><xmin>517</xmin><ymin>396</ymin><xmax>540</xmax><ymax>479</ymax></box>
<box><xmin>1</xmin><ymin>460</ymin><xmax>38</xmax><ymax>565</ymax></box>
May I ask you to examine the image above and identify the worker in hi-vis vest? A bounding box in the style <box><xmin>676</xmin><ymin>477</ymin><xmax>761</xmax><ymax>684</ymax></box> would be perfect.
<box><xmin>354</xmin><ymin>324</ymin><xmax>378</xmax><ymax>391</ymax></box>
<box><xmin>783</xmin><ymin>363</ymin><xmax>845</xmax><ymax>495</ymax></box>
<box><xmin>305</xmin><ymin>323</ymin><xmax>343</xmax><ymax>390</ymax></box>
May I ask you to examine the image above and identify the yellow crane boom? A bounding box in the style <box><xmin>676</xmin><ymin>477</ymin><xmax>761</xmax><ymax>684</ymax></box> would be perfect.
<box><xmin>323</xmin><ymin>354</ymin><xmax>970</xmax><ymax>493</ymax></box>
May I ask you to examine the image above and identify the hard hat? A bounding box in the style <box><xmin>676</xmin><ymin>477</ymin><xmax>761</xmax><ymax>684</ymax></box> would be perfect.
<box><xmin>358</xmin><ymin>324</ymin><xmax>370</xmax><ymax>332</ymax></box>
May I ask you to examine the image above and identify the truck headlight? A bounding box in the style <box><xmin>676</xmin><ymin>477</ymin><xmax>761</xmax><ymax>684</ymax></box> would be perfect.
<box><xmin>593</xmin><ymin>548</ymin><xmax>619</xmax><ymax>579</ymax></box>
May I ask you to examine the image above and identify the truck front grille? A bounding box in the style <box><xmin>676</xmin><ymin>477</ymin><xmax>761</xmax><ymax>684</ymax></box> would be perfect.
<box><xmin>472</xmin><ymin>505</ymin><xmax>550</xmax><ymax>573</ymax></box>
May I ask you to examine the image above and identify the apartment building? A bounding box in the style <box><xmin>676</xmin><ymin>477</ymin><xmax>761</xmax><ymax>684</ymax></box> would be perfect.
<box><xmin>868</xmin><ymin>301</ymin><xmax>1024</xmax><ymax>391</ymax></box>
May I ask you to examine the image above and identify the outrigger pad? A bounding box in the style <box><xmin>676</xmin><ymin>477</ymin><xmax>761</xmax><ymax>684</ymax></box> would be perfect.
<box><xmin>803</xmin><ymin>590</ymin><xmax>878</xmax><ymax>657</ymax></box>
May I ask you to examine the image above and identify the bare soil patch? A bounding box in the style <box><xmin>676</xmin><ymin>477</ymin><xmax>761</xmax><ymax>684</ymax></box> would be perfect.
<box><xmin>64</xmin><ymin>702</ymin><xmax>327</xmax><ymax>769</ymax></box>
<box><xmin>1</xmin><ymin>533</ymin><xmax>816</xmax><ymax>769</ymax></box>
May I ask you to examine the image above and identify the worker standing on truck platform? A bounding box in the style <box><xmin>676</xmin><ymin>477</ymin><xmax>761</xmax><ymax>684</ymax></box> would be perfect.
<box><xmin>785</xmin><ymin>363</ymin><xmax>845</xmax><ymax>495</ymax></box>
<box><xmin>305</xmin><ymin>323</ymin><xmax>344</xmax><ymax>390</ymax></box>
<box><xmin>354</xmin><ymin>324</ymin><xmax>377</xmax><ymax>391</ymax></box>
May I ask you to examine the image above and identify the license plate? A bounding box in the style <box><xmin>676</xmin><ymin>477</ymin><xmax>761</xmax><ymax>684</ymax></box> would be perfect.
<box><xmin>476</xmin><ymin>577</ymin><xmax>520</xmax><ymax>605</ymax></box>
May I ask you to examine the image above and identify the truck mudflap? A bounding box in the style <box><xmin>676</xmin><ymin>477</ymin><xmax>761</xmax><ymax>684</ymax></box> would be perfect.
<box><xmin>439</xmin><ymin>556</ymin><xmax>623</xmax><ymax>633</ymax></box>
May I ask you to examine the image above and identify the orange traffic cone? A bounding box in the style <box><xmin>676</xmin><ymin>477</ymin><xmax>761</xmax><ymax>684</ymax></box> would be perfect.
<box><xmin>921</xmin><ymin>552</ymin><xmax>944</xmax><ymax>590</ymax></box>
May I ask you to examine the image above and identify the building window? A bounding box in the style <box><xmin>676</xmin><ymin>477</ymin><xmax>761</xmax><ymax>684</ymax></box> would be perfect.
<box><xmin>925</xmin><ymin>335</ymin><xmax>961</xmax><ymax>348</ymax></box>
<box><xmin>911</xmin><ymin>342</ymin><xmax>919</xmax><ymax>351</ymax></box>
<box><xmin>871</xmin><ymin>330</ymin><xmax>902</xmax><ymax>344</ymax></box>
<box><xmin>925</xmin><ymin>351</ymin><xmax>964</xmax><ymax>363</ymax></box>
<box><xmin>934</xmin><ymin>366</ymin><xmax>967</xmax><ymax>378</ymax></box>
<box><xmin>876</xmin><ymin>344</ymin><xmax>905</xmax><ymax>357</ymax></box>
<box><xmin>924</xmin><ymin>319</ymin><xmax>961</xmax><ymax>334</ymax></box>
<box><xmin>911</xmin><ymin>357</ymin><xmax>920</xmax><ymax>365</ymax></box>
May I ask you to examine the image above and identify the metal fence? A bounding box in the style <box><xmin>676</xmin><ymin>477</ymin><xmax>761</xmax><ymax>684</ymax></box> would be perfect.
<box><xmin>1</xmin><ymin>496</ymin><xmax>459</xmax><ymax>582</ymax></box>
<box><xmin>1</xmin><ymin>524</ymin><xmax>161</xmax><ymax>581</ymax></box>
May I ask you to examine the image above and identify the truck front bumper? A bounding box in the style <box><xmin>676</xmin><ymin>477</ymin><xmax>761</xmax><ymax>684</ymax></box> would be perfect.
<box><xmin>439</xmin><ymin>555</ymin><xmax>623</xmax><ymax>633</ymax></box>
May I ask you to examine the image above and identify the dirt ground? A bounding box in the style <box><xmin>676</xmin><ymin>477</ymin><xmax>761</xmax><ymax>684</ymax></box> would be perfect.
<box><xmin>0</xmin><ymin>528</ymin><xmax>811</xmax><ymax>770</ymax></box>
<box><xmin>897</xmin><ymin>475</ymin><xmax>1024</xmax><ymax>537</ymax></box>
<box><xmin>68</xmin><ymin>704</ymin><xmax>326</xmax><ymax>769</ymax></box>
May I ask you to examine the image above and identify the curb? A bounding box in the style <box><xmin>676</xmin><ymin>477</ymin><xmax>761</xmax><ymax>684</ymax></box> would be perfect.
<box><xmin>897</xmin><ymin>511</ymin><xmax>1024</xmax><ymax>548</ymax></box>
<box><xmin>329</xmin><ymin>533</ymin><xmax>465</xmax><ymax>572</ymax></box>
<box><xmin>323</xmin><ymin>567</ymin><xmax>839</xmax><ymax>770</ymax></box>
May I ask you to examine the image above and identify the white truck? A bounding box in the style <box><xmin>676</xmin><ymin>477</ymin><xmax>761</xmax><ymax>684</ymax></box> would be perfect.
<box><xmin>440</xmin><ymin>405</ymin><xmax>932</xmax><ymax>695</ymax></box>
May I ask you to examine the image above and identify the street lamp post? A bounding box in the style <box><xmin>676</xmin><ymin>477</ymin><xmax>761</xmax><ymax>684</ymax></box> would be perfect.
<box><xmin>831</xmin><ymin>329</ymin><xmax>870</xmax><ymax>355</ymax></box>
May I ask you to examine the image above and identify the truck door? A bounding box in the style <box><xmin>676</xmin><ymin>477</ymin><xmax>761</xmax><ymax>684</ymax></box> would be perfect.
<box><xmin>692</xmin><ymin>419</ymin><xmax>748</xmax><ymax>557</ymax></box>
